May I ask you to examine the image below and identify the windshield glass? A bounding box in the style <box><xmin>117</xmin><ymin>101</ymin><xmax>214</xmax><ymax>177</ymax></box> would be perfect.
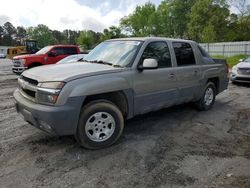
<box><xmin>35</xmin><ymin>46</ymin><xmax>52</xmax><ymax>54</ymax></box>
<box><xmin>243</xmin><ymin>56</ymin><xmax>250</xmax><ymax>62</ymax></box>
<box><xmin>84</xmin><ymin>40</ymin><xmax>142</xmax><ymax>67</ymax></box>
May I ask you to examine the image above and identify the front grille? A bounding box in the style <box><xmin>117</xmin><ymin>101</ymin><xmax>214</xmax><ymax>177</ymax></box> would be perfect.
<box><xmin>20</xmin><ymin>75</ymin><xmax>38</xmax><ymax>85</ymax></box>
<box><xmin>22</xmin><ymin>88</ymin><xmax>36</xmax><ymax>98</ymax></box>
<box><xmin>13</xmin><ymin>60</ymin><xmax>21</xmax><ymax>67</ymax></box>
<box><xmin>238</xmin><ymin>68</ymin><xmax>250</xmax><ymax>75</ymax></box>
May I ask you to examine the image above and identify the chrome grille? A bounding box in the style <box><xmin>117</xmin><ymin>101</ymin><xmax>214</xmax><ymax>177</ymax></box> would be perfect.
<box><xmin>18</xmin><ymin>77</ymin><xmax>38</xmax><ymax>101</ymax></box>
<box><xmin>237</xmin><ymin>68</ymin><xmax>250</xmax><ymax>75</ymax></box>
<box><xmin>13</xmin><ymin>59</ymin><xmax>21</xmax><ymax>67</ymax></box>
<box><xmin>20</xmin><ymin>75</ymin><xmax>38</xmax><ymax>85</ymax></box>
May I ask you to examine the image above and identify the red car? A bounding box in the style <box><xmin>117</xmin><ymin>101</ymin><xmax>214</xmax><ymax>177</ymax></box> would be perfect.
<box><xmin>12</xmin><ymin>45</ymin><xmax>80</xmax><ymax>74</ymax></box>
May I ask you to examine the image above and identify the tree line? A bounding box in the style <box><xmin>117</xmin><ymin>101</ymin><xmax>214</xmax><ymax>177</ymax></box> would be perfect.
<box><xmin>0</xmin><ymin>0</ymin><xmax>249</xmax><ymax>49</ymax></box>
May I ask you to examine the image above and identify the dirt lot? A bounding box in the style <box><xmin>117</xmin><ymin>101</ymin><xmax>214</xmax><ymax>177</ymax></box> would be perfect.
<box><xmin>0</xmin><ymin>59</ymin><xmax>250</xmax><ymax>188</ymax></box>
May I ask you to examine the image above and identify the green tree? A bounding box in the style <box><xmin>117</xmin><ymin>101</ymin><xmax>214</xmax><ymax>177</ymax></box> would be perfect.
<box><xmin>120</xmin><ymin>3</ymin><xmax>158</xmax><ymax>36</ymax></box>
<box><xmin>157</xmin><ymin>0</ymin><xmax>196</xmax><ymax>38</ymax></box>
<box><xmin>2</xmin><ymin>22</ymin><xmax>16</xmax><ymax>45</ymax></box>
<box><xmin>77</xmin><ymin>30</ymin><xmax>96</xmax><ymax>50</ymax></box>
<box><xmin>187</xmin><ymin>0</ymin><xmax>230</xmax><ymax>42</ymax></box>
<box><xmin>27</xmin><ymin>24</ymin><xmax>56</xmax><ymax>47</ymax></box>
<box><xmin>16</xmin><ymin>26</ymin><xmax>27</xmax><ymax>45</ymax></box>
<box><xmin>229</xmin><ymin>0</ymin><xmax>250</xmax><ymax>41</ymax></box>
<box><xmin>101</xmin><ymin>26</ymin><xmax>124</xmax><ymax>41</ymax></box>
<box><xmin>52</xmin><ymin>30</ymin><xmax>66</xmax><ymax>44</ymax></box>
<box><xmin>0</xmin><ymin>26</ymin><xmax>4</xmax><ymax>45</ymax></box>
<box><xmin>63</xmin><ymin>29</ymin><xmax>80</xmax><ymax>44</ymax></box>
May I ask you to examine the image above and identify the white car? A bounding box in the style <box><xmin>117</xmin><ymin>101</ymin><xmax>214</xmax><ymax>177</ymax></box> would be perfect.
<box><xmin>0</xmin><ymin>53</ymin><xmax>6</xmax><ymax>58</ymax></box>
<box><xmin>231</xmin><ymin>56</ymin><xmax>250</xmax><ymax>83</ymax></box>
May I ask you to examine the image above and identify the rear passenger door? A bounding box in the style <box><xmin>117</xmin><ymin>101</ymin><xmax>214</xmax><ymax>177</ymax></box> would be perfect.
<box><xmin>133</xmin><ymin>41</ymin><xmax>178</xmax><ymax>115</ymax></box>
<box><xmin>172</xmin><ymin>42</ymin><xmax>201</xmax><ymax>103</ymax></box>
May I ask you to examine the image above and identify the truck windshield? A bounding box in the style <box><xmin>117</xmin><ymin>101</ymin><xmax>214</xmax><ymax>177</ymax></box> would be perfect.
<box><xmin>36</xmin><ymin>46</ymin><xmax>52</xmax><ymax>55</ymax></box>
<box><xmin>84</xmin><ymin>41</ymin><xmax>142</xmax><ymax>67</ymax></box>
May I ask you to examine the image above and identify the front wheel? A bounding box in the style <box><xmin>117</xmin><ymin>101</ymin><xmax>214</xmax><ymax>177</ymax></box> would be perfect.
<box><xmin>76</xmin><ymin>100</ymin><xmax>124</xmax><ymax>149</ymax></box>
<box><xmin>195</xmin><ymin>82</ymin><xmax>216</xmax><ymax>111</ymax></box>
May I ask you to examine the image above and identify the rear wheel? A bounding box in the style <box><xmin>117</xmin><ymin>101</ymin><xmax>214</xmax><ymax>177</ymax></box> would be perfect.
<box><xmin>76</xmin><ymin>100</ymin><xmax>124</xmax><ymax>149</ymax></box>
<box><xmin>195</xmin><ymin>82</ymin><xmax>216</xmax><ymax>111</ymax></box>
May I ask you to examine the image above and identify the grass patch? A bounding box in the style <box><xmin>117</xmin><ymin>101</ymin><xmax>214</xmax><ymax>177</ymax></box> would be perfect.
<box><xmin>212</xmin><ymin>54</ymin><xmax>248</xmax><ymax>68</ymax></box>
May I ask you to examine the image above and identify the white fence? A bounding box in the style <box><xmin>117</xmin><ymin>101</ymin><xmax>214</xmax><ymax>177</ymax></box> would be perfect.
<box><xmin>199</xmin><ymin>41</ymin><xmax>250</xmax><ymax>57</ymax></box>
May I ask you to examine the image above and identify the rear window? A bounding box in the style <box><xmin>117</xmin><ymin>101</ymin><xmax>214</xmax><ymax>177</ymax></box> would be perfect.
<box><xmin>198</xmin><ymin>45</ymin><xmax>210</xmax><ymax>58</ymax></box>
<box><xmin>173</xmin><ymin>42</ymin><xmax>196</xmax><ymax>66</ymax></box>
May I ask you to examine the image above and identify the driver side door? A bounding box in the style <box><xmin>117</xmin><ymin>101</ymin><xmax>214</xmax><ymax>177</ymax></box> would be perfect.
<box><xmin>47</xmin><ymin>47</ymin><xmax>67</xmax><ymax>64</ymax></box>
<box><xmin>133</xmin><ymin>41</ymin><xmax>178</xmax><ymax>115</ymax></box>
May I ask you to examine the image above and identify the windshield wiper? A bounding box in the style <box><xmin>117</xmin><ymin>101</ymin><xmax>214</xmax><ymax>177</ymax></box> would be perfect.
<box><xmin>83</xmin><ymin>60</ymin><xmax>122</xmax><ymax>68</ymax></box>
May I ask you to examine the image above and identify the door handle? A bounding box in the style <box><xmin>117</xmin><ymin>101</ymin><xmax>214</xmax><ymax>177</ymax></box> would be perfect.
<box><xmin>193</xmin><ymin>70</ymin><xmax>199</xmax><ymax>76</ymax></box>
<box><xmin>169</xmin><ymin>73</ymin><xmax>175</xmax><ymax>79</ymax></box>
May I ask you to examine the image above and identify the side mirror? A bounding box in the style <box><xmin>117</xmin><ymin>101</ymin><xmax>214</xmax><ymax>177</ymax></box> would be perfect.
<box><xmin>138</xmin><ymin>58</ymin><xmax>158</xmax><ymax>71</ymax></box>
<box><xmin>239</xmin><ymin>59</ymin><xmax>243</xmax><ymax>62</ymax></box>
<box><xmin>48</xmin><ymin>50</ymin><xmax>57</xmax><ymax>57</ymax></box>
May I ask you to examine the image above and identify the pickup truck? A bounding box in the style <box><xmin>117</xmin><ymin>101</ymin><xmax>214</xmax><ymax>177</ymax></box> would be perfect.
<box><xmin>14</xmin><ymin>37</ymin><xmax>229</xmax><ymax>149</ymax></box>
<box><xmin>12</xmin><ymin>45</ymin><xmax>80</xmax><ymax>74</ymax></box>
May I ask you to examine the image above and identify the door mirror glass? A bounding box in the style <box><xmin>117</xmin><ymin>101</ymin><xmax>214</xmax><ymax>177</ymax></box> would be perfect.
<box><xmin>139</xmin><ymin>59</ymin><xmax>158</xmax><ymax>70</ymax></box>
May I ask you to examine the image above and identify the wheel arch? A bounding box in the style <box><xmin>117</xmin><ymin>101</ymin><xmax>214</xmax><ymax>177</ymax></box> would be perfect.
<box><xmin>81</xmin><ymin>90</ymin><xmax>133</xmax><ymax>119</ymax></box>
<box><xmin>207</xmin><ymin>77</ymin><xmax>219</xmax><ymax>94</ymax></box>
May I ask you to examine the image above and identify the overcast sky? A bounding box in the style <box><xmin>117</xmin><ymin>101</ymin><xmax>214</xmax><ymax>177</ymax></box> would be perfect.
<box><xmin>0</xmin><ymin>0</ymin><xmax>161</xmax><ymax>31</ymax></box>
<box><xmin>0</xmin><ymin>0</ymin><xmax>248</xmax><ymax>32</ymax></box>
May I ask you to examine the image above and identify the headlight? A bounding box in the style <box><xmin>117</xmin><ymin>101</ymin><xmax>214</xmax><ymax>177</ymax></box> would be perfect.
<box><xmin>232</xmin><ymin>66</ymin><xmax>237</xmax><ymax>73</ymax></box>
<box><xmin>36</xmin><ymin>82</ymin><xmax>65</xmax><ymax>104</ymax></box>
<box><xmin>13</xmin><ymin>58</ymin><xmax>26</xmax><ymax>66</ymax></box>
<box><xmin>38</xmin><ymin>82</ymin><xmax>65</xmax><ymax>89</ymax></box>
<box><xmin>20</xmin><ymin>59</ymin><xmax>26</xmax><ymax>65</ymax></box>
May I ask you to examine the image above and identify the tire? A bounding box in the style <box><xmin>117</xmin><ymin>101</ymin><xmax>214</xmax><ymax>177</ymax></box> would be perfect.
<box><xmin>195</xmin><ymin>82</ymin><xmax>216</xmax><ymax>111</ymax></box>
<box><xmin>75</xmin><ymin>100</ymin><xmax>124</xmax><ymax>149</ymax></box>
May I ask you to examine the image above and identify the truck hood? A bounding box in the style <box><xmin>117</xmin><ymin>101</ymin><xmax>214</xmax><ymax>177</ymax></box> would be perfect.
<box><xmin>22</xmin><ymin>62</ymin><xmax>123</xmax><ymax>82</ymax></box>
<box><xmin>13</xmin><ymin>53</ymin><xmax>44</xmax><ymax>59</ymax></box>
<box><xmin>236</xmin><ymin>62</ymin><xmax>250</xmax><ymax>68</ymax></box>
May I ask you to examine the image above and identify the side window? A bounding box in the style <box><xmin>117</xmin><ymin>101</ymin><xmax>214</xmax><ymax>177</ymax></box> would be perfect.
<box><xmin>141</xmin><ymin>42</ymin><xmax>172</xmax><ymax>68</ymax></box>
<box><xmin>53</xmin><ymin>47</ymin><xmax>64</xmax><ymax>55</ymax></box>
<box><xmin>173</xmin><ymin>42</ymin><xmax>196</xmax><ymax>66</ymax></box>
<box><xmin>64</xmin><ymin>47</ymin><xmax>78</xmax><ymax>55</ymax></box>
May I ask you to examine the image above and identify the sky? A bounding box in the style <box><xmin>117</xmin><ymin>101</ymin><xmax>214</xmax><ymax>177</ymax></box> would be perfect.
<box><xmin>0</xmin><ymin>0</ymin><xmax>161</xmax><ymax>32</ymax></box>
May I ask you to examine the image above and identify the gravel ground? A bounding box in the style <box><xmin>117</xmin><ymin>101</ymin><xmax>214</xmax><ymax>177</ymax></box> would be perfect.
<box><xmin>0</xmin><ymin>59</ymin><xmax>250</xmax><ymax>188</ymax></box>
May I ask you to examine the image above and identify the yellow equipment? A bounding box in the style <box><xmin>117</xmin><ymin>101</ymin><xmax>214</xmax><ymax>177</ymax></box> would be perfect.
<box><xmin>7</xmin><ymin>40</ymin><xmax>38</xmax><ymax>59</ymax></box>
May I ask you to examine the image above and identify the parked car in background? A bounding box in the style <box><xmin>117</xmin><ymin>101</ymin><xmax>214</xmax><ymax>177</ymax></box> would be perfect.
<box><xmin>12</xmin><ymin>45</ymin><xmax>80</xmax><ymax>74</ymax></box>
<box><xmin>231</xmin><ymin>56</ymin><xmax>250</xmax><ymax>83</ymax></box>
<box><xmin>56</xmin><ymin>54</ymin><xmax>86</xmax><ymax>64</ymax></box>
<box><xmin>14</xmin><ymin>37</ymin><xmax>229</xmax><ymax>149</ymax></box>
<box><xmin>0</xmin><ymin>53</ymin><xmax>6</xmax><ymax>58</ymax></box>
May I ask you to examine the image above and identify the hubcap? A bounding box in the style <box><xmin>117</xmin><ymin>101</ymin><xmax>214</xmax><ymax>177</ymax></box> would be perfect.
<box><xmin>204</xmin><ymin>87</ymin><xmax>214</xmax><ymax>106</ymax></box>
<box><xmin>85</xmin><ymin>112</ymin><xmax>115</xmax><ymax>142</ymax></box>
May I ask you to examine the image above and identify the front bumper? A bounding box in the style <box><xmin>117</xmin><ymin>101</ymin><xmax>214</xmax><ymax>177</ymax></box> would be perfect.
<box><xmin>14</xmin><ymin>89</ymin><xmax>84</xmax><ymax>135</ymax></box>
<box><xmin>231</xmin><ymin>73</ymin><xmax>250</xmax><ymax>83</ymax></box>
<box><xmin>12</xmin><ymin>66</ymin><xmax>27</xmax><ymax>74</ymax></box>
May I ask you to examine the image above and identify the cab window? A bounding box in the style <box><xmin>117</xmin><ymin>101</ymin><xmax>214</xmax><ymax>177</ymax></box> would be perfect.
<box><xmin>141</xmin><ymin>42</ymin><xmax>172</xmax><ymax>68</ymax></box>
<box><xmin>173</xmin><ymin>42</ymin><xmax>196</xmax><ymax>66</ymax></box>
